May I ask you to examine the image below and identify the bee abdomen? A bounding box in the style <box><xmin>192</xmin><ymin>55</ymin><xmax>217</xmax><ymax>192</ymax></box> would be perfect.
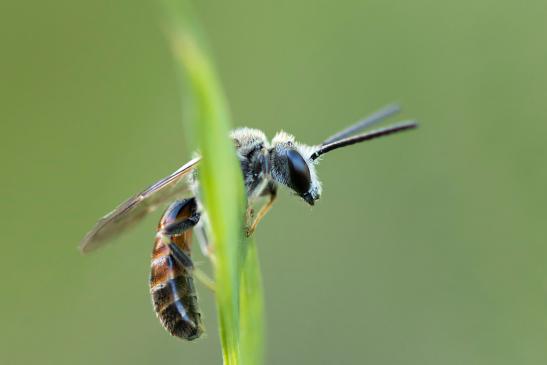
<box><xmin>149</xmin><ymin>198</ymin><xmax>203</xmax><ymax>341</ymax></box>
<box><xmin>150</xmin><ymin>249</ymin><xmax>203</xmax><ymax>340</ymax></box>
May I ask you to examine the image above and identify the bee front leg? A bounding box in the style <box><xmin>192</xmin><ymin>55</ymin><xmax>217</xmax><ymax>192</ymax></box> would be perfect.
<box><xmin>246</xmin><ymin>191</ymin><xmax>277</xmax><ymax>237</ymax></box>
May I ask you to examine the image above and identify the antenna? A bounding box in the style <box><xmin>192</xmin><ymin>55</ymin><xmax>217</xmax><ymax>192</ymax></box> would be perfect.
<box><xmin>310</xmin><ymin>121</ymin><xmax>417</xmax><ymax>160</ymax></box>
<box><xmin>321</xmin><ymin>104</ymin><xmax>401</xmax><ymax>145</ymax></box>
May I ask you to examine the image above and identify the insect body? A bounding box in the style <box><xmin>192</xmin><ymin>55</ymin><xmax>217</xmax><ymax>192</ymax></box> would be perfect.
<box><xmin>80</xmin><ymin>104</ymin><xmax>417</xmax><ymax>340</ymax></box>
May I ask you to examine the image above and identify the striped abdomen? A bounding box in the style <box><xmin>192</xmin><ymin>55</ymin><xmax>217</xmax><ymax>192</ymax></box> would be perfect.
<box><xmin>149</xmin><ymin>199</ymin><xmax>203</xmax><ymax>340</ymax></box>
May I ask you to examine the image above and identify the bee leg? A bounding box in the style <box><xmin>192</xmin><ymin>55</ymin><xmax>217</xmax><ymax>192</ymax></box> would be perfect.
<box><xmin>161</xmin><ymin>212</ymin><xmax>201</xmax><ymax>236</ymax></box>
<box><xmin>246</xmin><ymin>191</ymin><xmax>277</xmax><ymax>237</ymax></box>
<box><xmin>194</xmin><ymin>219</ymin><xmax>219</xmax><ymax>286</ymax></box>
<box><xmin>166</xmin><ymin>242</ymin><xmax>216</xmax><ymax>292</ymax></box>
<box><xmin>193</xmin><ymin>268</ymin><xmax>216</xmax><ymax>292</ymax></box>
<box><xmin>167</xmin><ymin>243</ymin><xmax>194</xmax><ymax>269</ymax></box>
<box><xmin>195</xmin><ymin>219</ymin><xmax>215</xmax><ymax>259</ymax></box>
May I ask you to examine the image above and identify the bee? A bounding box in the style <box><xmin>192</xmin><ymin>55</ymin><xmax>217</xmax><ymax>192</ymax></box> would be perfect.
<box><xmin>80</xmin><ymin>104</ymin><xmax>417</xmax><ymax>341</ymax></box>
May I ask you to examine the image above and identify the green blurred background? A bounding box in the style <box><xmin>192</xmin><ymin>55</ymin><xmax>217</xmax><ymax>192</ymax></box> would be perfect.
<box><xmin>2</xmin><ymin>0</ymin><xmax>546</xmax><ymax>364</ymax></box>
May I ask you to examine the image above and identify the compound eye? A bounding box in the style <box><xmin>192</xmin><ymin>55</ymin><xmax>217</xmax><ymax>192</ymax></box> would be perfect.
<box><xmin>287</xmin><ymin>149</ymin><xmax>311</xmax><ymax>195</ymax></box>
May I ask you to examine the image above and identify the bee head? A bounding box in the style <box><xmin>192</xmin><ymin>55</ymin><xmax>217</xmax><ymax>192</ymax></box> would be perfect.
<box><xmin>270</xmin><ymin>131</ymin><xmax>321</xmax><ymax>205</ymax></box>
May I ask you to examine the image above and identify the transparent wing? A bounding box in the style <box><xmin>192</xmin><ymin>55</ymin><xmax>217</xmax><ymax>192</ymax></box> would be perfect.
<box><xmin>80</xmin><ymin>157</ymin><xmax>201</xmax><ymax>253</ymax></box>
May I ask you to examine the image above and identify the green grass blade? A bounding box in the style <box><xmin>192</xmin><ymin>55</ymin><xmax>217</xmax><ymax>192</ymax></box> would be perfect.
<box><xmin>160</xmin><ymin>1</ymin><xmax>264</xmax><ymax>364</ymax></box>
<box><xmin>240</xmin><ymin>238</ymin><xmax>265</xmax><ymax>365</ymax></box>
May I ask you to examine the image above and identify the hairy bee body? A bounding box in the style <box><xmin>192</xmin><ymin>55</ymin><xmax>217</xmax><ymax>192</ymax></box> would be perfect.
<box><xmin>149</xmin><ymin>199</ymin><xmax>203</xmax><ymax>340</ymax></box>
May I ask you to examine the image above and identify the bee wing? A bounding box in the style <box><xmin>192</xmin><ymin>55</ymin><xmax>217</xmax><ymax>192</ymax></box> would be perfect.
<box><xmin>80</xmin><ymin>157</ymin><xmax>201</xmax><ymax>253</ymax></box>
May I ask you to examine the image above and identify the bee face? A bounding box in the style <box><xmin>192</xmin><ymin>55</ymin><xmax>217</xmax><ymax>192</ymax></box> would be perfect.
<box><xmin>270</xmin><ymin>131</ymin><xmax>321</xmax><ymax>205</ymax></box>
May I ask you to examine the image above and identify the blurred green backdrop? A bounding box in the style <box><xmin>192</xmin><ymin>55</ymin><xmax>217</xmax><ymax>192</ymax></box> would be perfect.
<box><xmin>1</xmin><ymin>1</ymin><xmax>546</xmax><ymax>364</ymax></box>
